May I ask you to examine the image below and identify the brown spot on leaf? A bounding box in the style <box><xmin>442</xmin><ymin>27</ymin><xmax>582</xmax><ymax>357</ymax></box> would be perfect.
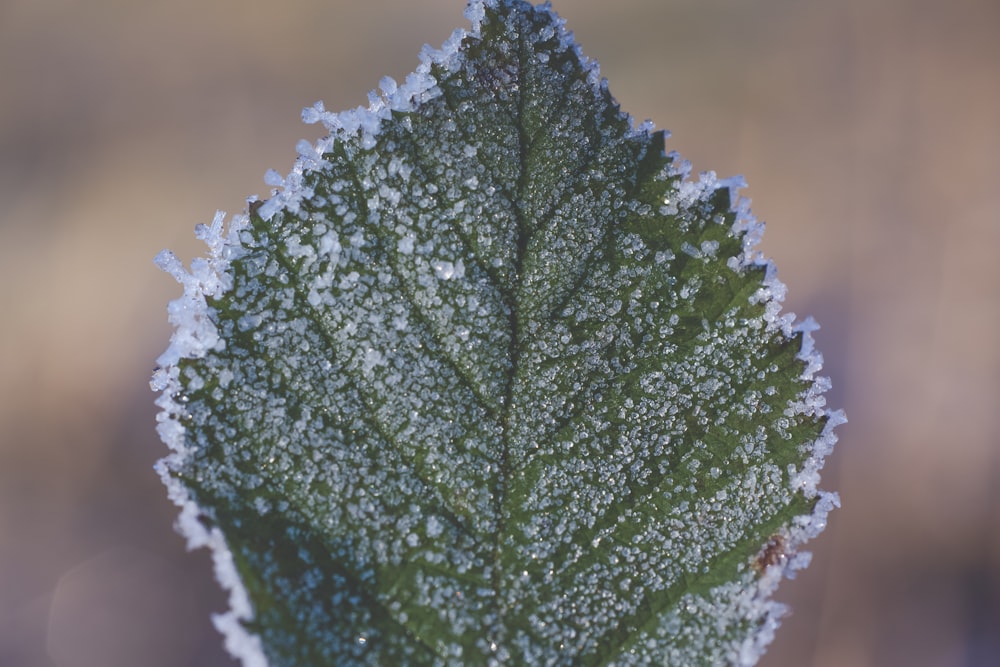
<box><xmin>248</xmin><ymin>199</ymin><xmax>265</xmax><ymax>219</ymax></box>
<box><xmin>753</xmin><ymin>534</ymin><xmax>787</xmax><ymax>572</ymax></box>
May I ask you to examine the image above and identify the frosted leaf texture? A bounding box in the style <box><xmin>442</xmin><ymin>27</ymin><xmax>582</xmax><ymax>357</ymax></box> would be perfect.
<box><xmin>153</xmin><ymin>1</ymin><xmax>841</xmax><ymax>665</ymax></box>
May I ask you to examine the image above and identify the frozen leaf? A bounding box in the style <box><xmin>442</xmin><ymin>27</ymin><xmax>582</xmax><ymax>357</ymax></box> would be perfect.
<box><xmin>153</xmin><ymin>1</ymin><xmax>841</xmax><ymax>665</ymax></box>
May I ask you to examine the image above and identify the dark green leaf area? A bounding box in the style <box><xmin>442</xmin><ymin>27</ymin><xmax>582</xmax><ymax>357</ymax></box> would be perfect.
<box><xmin>170</xmin><ymin>1</ymin><xmax>825</xmax><ymax>665</ymax></box>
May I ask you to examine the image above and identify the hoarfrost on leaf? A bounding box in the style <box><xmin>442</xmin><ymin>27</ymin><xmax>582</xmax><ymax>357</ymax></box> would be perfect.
<box><xmin>153</xmin><ymin>1</ymin><xmax>841</xmax><ymax>665</ymax></box>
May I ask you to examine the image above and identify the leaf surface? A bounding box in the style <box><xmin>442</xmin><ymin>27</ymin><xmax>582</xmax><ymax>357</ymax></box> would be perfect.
<box><xmin>153</xmin><ymin>1</ymin><xmax>841</xmax><ymax>665</ymax></box>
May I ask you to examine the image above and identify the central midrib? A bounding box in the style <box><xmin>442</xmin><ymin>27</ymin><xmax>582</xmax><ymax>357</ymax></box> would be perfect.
<box><xmin>490</xmin><ymin>3</ymin><xmax>534</xmax><ymax>650</ymax></box>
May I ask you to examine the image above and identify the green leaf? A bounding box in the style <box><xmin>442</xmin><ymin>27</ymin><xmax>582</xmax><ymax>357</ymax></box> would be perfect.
<box><xmin>152</xmin><ymin>1</ymin><xmax>841</xmax><ymax>665</ymax></box>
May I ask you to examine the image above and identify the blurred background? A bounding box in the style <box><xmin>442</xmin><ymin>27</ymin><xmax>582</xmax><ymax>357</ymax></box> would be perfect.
<box><xmin>1</xmin><ymin>0</ymin><xmax>998</xmax><ymax>665</ymax></box>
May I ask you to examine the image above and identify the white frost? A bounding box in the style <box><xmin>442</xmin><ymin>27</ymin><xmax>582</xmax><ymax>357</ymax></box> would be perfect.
<box><xmin>433</xmin><ymin>259</ymin><xmax>465</xmax><ymax>280</ymax></box>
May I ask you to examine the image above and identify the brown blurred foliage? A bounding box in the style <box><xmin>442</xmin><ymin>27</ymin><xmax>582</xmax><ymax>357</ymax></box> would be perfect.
<box><xmin>1</xmin><ymin>1</ymin><xmax>998</xmax><ymax>665</ymax></box>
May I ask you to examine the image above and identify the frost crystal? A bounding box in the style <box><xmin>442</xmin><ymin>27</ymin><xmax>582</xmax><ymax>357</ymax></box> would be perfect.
<box><xmin>153</xmin><ymin>1</ymin><xmax>840</xmax><ymax>665</ymax></box>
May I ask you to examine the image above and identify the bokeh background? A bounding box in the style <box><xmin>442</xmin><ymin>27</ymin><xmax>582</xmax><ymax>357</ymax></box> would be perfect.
<box><xmin>2</xmin><ymin>0</ymin><xmax>998</xmax><ymax>665</ymax></box>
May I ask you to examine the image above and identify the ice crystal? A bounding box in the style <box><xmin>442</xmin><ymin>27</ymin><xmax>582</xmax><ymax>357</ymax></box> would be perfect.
<box><xmin>153</xmin><ymin>1</ymin><xmax>841</xmax><ymax>665</ymax></box>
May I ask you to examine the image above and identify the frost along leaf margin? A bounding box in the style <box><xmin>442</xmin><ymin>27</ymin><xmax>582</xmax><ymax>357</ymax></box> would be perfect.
<box><xmin>152</xmin><ymin>1</ymin><xmax>842</xmax><ymax>665</ymax></box>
